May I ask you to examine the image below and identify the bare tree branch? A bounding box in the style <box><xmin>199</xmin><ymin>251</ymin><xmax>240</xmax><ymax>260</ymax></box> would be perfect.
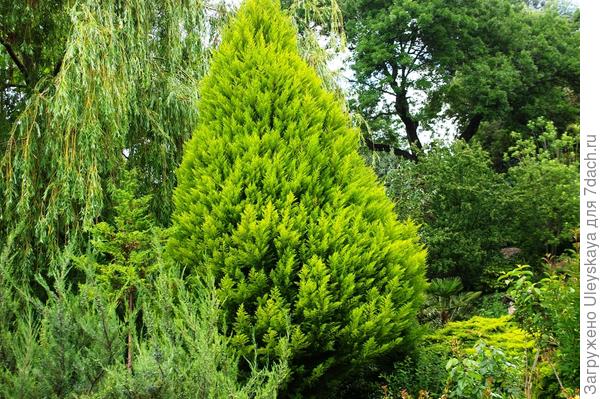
<box><xmin>0</xmin><ymin>37</ymin><xmax>30</xmax><ymax>85</ymax></box>
<box><xmin>348</xmin><ymin>78</ymin><xmax>396</xmax><ymax>96</ymax></box>
<box><xmin>362</xmin><ymin>136</ymin><xmax>417</xmax><ymax>161</ymax></box>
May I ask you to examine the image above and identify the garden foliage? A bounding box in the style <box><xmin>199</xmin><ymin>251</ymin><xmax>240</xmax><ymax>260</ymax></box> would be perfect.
<box><xmin>168</xmin><ymin>0</ymin><xmax>427</xmax><ymax>394</ymax></box>
<box><xmin>0</xmin><ymin>0</ymin><xmax>582</xmax><ymax>398</ymax></box>
<box><xmin>0</xmin><ymin>173</ymin><xmax>287</xmax><ymax>398</ymax></box>
<box><xmin>384</xmin><ymin>142</ymin><xmax>511</xmax><ymax>290</ymax></box>
<box><xmin>501</xmin><ymin>252</ymin><xmax>580</xmax><ymax>391</ymax></box>
<box><xmin>382</xmin><ymin>315</ymin><xmax>533</xmax><ymax>398</ymax></box>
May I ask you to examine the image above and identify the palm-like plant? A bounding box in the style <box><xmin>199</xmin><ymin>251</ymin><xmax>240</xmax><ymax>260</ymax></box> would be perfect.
<box><xmin>422</xmin><ymin>277</ymin><xmax>481</xmax><ymax>325</ymax></box>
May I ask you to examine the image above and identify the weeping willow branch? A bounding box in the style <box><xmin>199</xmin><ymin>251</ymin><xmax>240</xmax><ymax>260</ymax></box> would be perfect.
<box><xmin>1</xmin><ymin>0</ymin><xmax>210</xmax><ymax>277</ymax></box>
<box><xmin>0</xmin><ymin>0</ymin><xmax>348</xmax><ymax>280</ymax></box>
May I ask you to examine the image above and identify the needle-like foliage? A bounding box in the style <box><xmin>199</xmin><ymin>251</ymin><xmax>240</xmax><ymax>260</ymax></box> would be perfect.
<box><xmin>168</xmin><ymin>0</ymin><xmax>427</xmax><ymax>395</ymax></box>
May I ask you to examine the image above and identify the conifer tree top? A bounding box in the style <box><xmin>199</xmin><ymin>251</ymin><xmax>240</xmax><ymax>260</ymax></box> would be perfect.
<box><xmin>220</xmin><ymin>0</ymin><xmax>298</xmax><ymax>54</ymax></box>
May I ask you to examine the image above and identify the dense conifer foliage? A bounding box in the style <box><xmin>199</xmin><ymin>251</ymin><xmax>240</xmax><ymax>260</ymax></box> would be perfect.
<box><xmin>168</xmin><ymin>0</ymin><xmax>427</xmax><ymax>394</ymax></box>
<box><xmin>0</xmin><ymin>172</ymin><xmax>287</xmax><ymax>398</ymax></box>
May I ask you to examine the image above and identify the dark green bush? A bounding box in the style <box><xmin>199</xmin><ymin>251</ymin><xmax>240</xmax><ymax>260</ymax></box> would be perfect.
<box><xmin>167</xmin><ymin>0</ymin><xmax>427</xmax><ymax>395</ymax></box>
<box><xmin>385</xmin><ymin>141</ymin><xmax>510</xmax><ymax>290</ymax></box>
<box><xmin>382</xmin><ymin>345</ymin><xmax>450</xmax><ymax>398</ymax></box>
<box><xmin>504</xmin><ymin>120</ymin><xmax>579</xmax><ymax>266</ymax></box>
<box><xmin>473</xmin><ymin>292</ymin><xmax>509</xmax><ymax>318</ymax></box>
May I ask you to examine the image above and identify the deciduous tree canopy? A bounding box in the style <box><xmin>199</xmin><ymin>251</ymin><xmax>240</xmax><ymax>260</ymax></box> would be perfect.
<box><xmin>342</xmin><ymin>0</ymin><xmax>579</xmax><ymax>161</ymax></box>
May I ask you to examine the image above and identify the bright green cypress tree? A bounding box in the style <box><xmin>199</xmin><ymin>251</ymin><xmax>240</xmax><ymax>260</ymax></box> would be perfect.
<box><xmin>168</xmin><ymin>0</ymin><xmax>427</xmax><ymax>394</ymax></box>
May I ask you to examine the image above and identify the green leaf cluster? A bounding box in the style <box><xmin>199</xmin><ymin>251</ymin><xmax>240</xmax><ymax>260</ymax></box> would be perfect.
<box><xmin>500</xmin><ymin>254</ymin><xmax>580</xmax><ymax>390</ymax></box>
<box><xmin>445</xmin><ymin>341</ymin><xmax>523</xmax><ymax>399</ymax></box>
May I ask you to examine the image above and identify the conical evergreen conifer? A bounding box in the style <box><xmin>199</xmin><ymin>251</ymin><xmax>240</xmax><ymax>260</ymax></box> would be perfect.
<box><xmin>169</xmin><ymin>0</ymin><xmax>427</xmax><ymax>394</ymax></box>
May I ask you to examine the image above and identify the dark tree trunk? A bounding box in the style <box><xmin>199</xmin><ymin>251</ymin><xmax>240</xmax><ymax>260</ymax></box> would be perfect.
<box><xmin>459</xmin><ymin>114</ymin><xmax>484</xmax><ymax>142</ymax></box>
<box><xmin>126</xmin><ymin>287</ymin><xmax>135</xmax><ymax>372</ymax></box>
<box><xmin>363</xmin><ymin>137</ymin><xmax>418</xmax><ymax>161</ymax></box>
<box><xmin>394</xmin><ymin>91</ymin><xmax>422</xmax><ymax>150</ymax></box>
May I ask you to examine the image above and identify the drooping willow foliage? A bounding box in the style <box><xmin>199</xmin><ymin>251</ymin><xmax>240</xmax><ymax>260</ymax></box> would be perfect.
<box><xmin>284</xmin><ymin>0</ymin><xmax>346</xmax><ymax>98</ymax></box>
<box><xmin>0</xmin><ymin>0</ymin><xmax>209</xmax><ymax>279</ymax></box>
<box><xmin>0</xmin><ymin>0</ymin><xmax>346</xmax><ymax>283</ymax></box>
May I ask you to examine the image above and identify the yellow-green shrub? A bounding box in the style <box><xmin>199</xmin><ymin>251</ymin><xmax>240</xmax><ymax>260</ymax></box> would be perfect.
<box><xmin>167</xmin><ymin>0</ymin><xmax>427</xmax><ymax>395</ymax></box>
<box><xmin>426</xmin><ymin>316</ymin><xmax>534</xmax><ymax>355</ymax></box>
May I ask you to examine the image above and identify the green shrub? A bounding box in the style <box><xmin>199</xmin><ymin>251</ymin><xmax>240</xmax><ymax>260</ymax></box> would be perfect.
<box><xmin>420</xmin><ymin>277</ymin><xmax>481</xmax><ymax>326</ymax></box>
<box><xmin>0</xmin><ymin>266</ymin><xmax>124</xmax><ymax>399</ymax></box>
<box><xmin>426</xmin><ymin>316</ymin><xmax>534</xmax><ymax>356</ymax></box>
<box><xmin>504</xmin><ymin>119</ymin><xmax>579</xmax><ymax>265</ymax></box>
<box><xmin>380</xmin><ymin>120</ymin><xmax>579</xmax><ymax>290</ymax></box>
<box><xmin>87</xmin><ymin>272</ymin><xmax>289</xmax><ymax>399</ymax></box>
<box><xmin>0</xmin><ymin>266</ymin><xmax>286</xmax><ymax>398</ymax></box>
<box><xmin>474</xmin><ymin>292</ymin><xmax>509</xmax><ymax>318</ymax></box>
<box><xmin>381</xmin><ymin>315</ymin><xmax>532</xmax><ymax>397</ymax></box>
<box><xmin>168</xmin><ymin>0</ymin><xmax>427</xmax><ymax>395</ymax></box>
<box><xmin>501</xmin><ymin>253</ymin><xmax>580</xmax><ymax>392</ymax></box>
<box><xmin>445</xmin><ymin>341</ymin><xmax>523</xmax><ymax>399</ymax></box>
<box><xmin>382</xmin><ymin>345</ymin><xmax>450</xmax><ymax>398</ymax></box>
<box><xmin>385</xmin><ymin>141</ymin><xmax>510</xmax><ymax>291</ymax></box>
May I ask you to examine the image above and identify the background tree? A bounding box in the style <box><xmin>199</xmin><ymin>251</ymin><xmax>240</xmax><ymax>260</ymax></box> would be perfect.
<box><xmin>384</xmin><ymin>141</ymin><xmax>510</xmax><ymax>289</ymax></box>
<box><xmin>503</xmin><ymin>119</ymin><xmax>579</xmax><ymax>264</ymax></box>
<box><xmin>0</xmin><ymin>0</ymin><xmax>72</xmax><ymax>135</ymax></box>
<box><xmin>0</xmin><ymin>0</ymin><xmax>209</xmax><ymax>283</ymax></box>
<box><xmin>168</xmin><ymin>0</ymin><xmax>427</xmax><ymax>395</ymax></box>
<box><xmin>341</xmin><ymin>0</ymin><xmax>579</xmax><ymax>162</ymax></box>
